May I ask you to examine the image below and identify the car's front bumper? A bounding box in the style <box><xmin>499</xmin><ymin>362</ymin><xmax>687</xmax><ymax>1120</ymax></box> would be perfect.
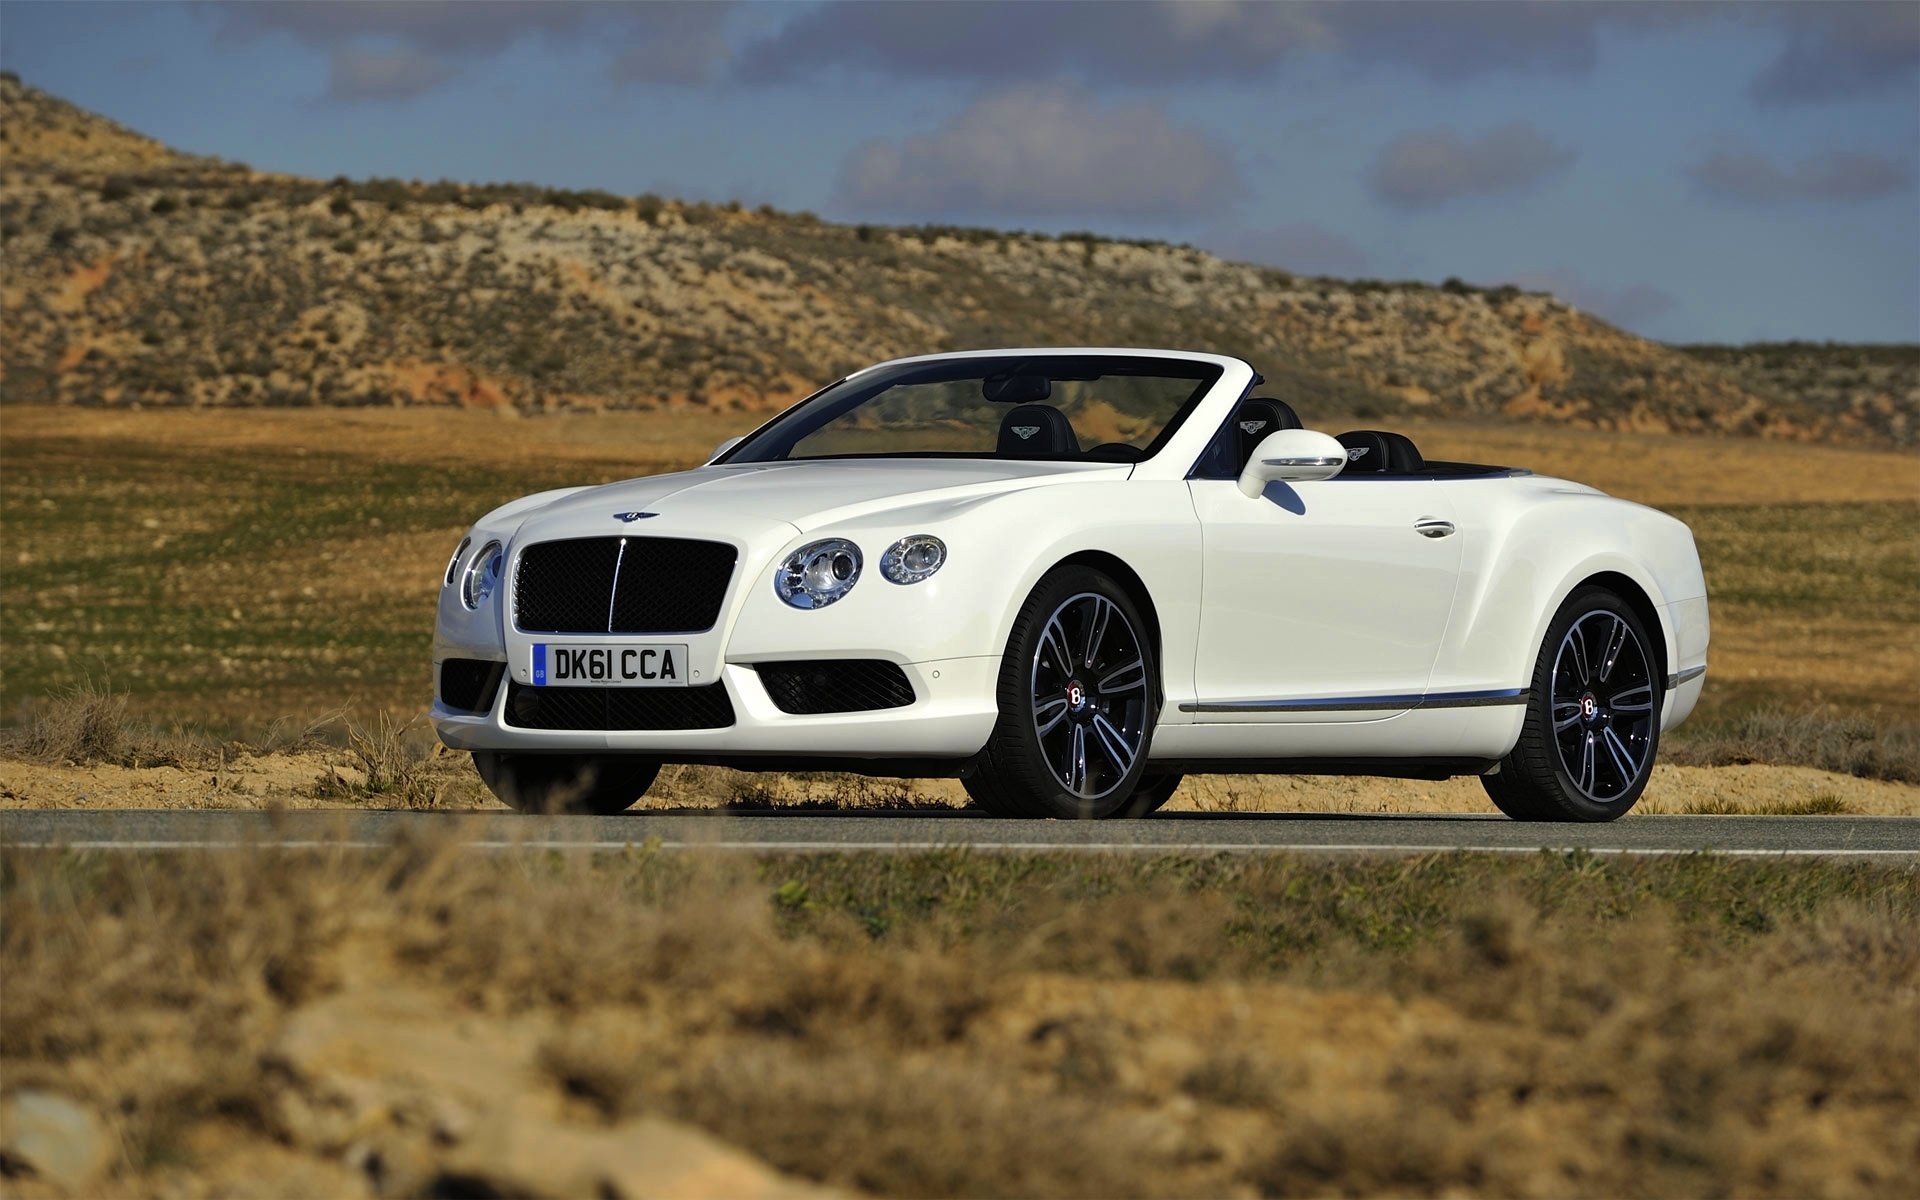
<box><xmin>429</xmin><ymin>654</ymin><xmax>1000</xmax><ymax>760</ymax></box>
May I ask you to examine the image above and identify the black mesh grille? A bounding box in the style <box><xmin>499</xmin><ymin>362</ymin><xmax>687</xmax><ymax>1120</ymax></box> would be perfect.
<box><xmin>610</xmin><ymin>538</ymin><xmax>737</xmax><ymax>633</ymax></box>
<box><xmin>503</xmin><ymin>681</ymin><xmax>735</xmax><ymax>730</ymax></box>
<box><xmin>514</xmin><ymin>538</ymin><xmax>622</xmax><ymax>633</ymax></box>
<box><xmin>515</xmin><ymin>537</ymin><xmax>737</xmax><ymax>634</ymax></box>
<box><xmin>755</xmin><ymin>660</ymin><xmax>916</xmax><ymax>715</ymax></box>
<box><xmin>438</xmin><ymin>659</ymin><xmax>504</xmax><ymax>713</ymax></box>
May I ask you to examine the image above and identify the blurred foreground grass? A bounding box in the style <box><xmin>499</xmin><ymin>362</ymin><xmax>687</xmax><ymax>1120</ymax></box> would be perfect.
<box><xmin>5</xmin><ymin>842</ymin><xmax>1917</xmax><ymax>1197</ymax></box>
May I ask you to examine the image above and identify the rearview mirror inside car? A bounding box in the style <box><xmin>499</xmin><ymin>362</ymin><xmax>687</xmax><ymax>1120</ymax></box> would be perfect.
<box><xmin>982</xmin><ymin>374</ymin><xmax>1053</xmax><ymax>404</ymax></box>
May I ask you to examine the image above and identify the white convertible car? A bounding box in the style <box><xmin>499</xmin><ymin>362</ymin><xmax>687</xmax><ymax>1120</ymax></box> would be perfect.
<box><xmin>432</xmin><ymin>348</ymin><xmax>1708</xmax><ymax>821</ymax></box>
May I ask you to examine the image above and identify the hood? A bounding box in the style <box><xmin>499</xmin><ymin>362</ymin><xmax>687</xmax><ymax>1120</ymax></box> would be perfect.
<box><xmin>514</xmin><ymin>457</ymin><xmax>1130</xmax><ymax>539</ymax></box>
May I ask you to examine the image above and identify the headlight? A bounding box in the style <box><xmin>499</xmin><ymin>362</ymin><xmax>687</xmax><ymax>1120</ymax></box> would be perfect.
<box><xmin>775</xmin><ymin>538</ymin><xmax>861</xmax><ymax>609</ymax></box>
<box><xmin>880</xmin><ymin>534</ymin><xmax>946</xmax><ymax>585</ymax></box>
<box><xmin>461</xmin><ymin>540</ymin><xmax>503</xmax><ymax>610</ymax></box>
<box><xmin>444</xmin><ymin>536</ymin><xmax>471</xmax><ymax>587</ymax></box>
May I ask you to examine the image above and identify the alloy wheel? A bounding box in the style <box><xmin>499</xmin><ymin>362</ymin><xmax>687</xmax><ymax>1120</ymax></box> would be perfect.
<box><xmin>1550</xmin><ymin>611</ymin><xmax>1656</xmax><ymax>801</ymax></box>
<box><xmin>1028</xmin><ymin>592</ymin><xmax>1150</xmax><ymax>801</ymax></box>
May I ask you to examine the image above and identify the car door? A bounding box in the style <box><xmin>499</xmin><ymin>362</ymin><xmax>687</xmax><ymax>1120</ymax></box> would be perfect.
<box><xmin>1187</xmin><ymin>477</ymin><xmax>1462</xmax><ymax>720</ymax></box>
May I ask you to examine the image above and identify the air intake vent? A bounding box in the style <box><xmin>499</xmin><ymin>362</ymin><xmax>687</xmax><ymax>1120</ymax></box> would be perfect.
<box><xmin>438</xmin><ymin>659</ymin><xmax>505</xmax><ymax>713</ymax></box>
<box><xmin>514</xmin><ymin>537</ymin><xmax>737</xmax><ymax>634</ymax></box>
<box><xmin>755</xmin><ymin>660</ymin><xmax>916</xmax><ymax>715</ymax></box>
<box><xmin>503</xmin><ymin>681</ymin><xmax>736</xmax><ymax>730</ymax></box>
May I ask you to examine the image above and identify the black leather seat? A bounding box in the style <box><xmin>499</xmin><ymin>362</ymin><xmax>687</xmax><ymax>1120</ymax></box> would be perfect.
<box><xmin>996</xmin><ymin>403</ymin><xmax>1079</xmax><ymax>458</ymax></box>
<box><xmin>1232</xmin><ymin>397</ymin><xmax>1302</xmax><ymax>470</ymax></box>
<box><xmin>1336</xmin><ymin>429</ymin><xmax>1425</xmax><ymax>473</ymax></box>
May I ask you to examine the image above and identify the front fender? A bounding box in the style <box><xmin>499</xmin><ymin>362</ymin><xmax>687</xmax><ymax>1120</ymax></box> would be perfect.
<box><xmin>721</xmin><ymin>478</ymin><xmax>1203</xmax><ymax>710</ymax></box>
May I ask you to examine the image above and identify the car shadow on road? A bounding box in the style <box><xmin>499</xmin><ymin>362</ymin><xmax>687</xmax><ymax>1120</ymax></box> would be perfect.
<box><xmin>634</xmin><ymin>805</ymin><xmax>1506</xmax><ymax>822</ymax></box>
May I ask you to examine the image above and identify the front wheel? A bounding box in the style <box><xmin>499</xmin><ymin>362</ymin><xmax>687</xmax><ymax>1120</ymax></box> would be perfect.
<box><xmin>964</xmin><ymin>566</ymin><xmax>1160</xmax><ymax>819</ymax></box>
<box><xmin>472</xmin><ymin>752</ymin><xmax>660</xmax><ymax>814</ymax></box>
<box><xmin>1483</xmin><ymin>587</ymin><xmax>1663</xmax><ymax>822</ymax></box>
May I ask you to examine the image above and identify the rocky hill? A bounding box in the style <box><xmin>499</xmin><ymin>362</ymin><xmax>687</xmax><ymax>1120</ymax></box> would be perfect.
<box><xmin>2</xmin><ymin>75</ymin><xmax>1913</xmax><ymax>445</ymax></box>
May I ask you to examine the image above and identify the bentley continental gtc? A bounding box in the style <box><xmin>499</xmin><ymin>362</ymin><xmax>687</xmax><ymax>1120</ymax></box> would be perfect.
<box><xmin>432</xmin><ymin>349</ymin><xmax>1708</xmax><ymax>821</ymax></box>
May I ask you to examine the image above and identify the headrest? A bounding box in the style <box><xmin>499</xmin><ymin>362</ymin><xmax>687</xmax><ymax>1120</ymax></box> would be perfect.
<box><xmin>997</xmin><ymin>404</ymin><xmax>1079</xmax><ymax>458</ymax></box>
<box><xmin>1233</xmin><ymin>397</ymin><xmax>1302</xmax><ymax>463</ymax></box>
<box><xmin>1336</xmin><ymin>430</ymin><xmax>1392</xmax><ymax>472</ymax></box>
<box><xmin>1336</xmin><ymin>429</ymin><xmax>1425</xmax><ymax>473</ymax></box>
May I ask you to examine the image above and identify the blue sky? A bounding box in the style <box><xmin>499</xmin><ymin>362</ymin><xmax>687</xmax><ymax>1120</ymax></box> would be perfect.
<box><xmin>4</xmin><ymin>0</ymin><xmax>1916</xmax><ymax>343</ymax></box>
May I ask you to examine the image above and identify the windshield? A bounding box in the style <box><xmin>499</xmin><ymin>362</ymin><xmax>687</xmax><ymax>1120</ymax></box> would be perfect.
<box><xmin>719</xmin><ymin>354</ymin><xmax>1223</xmax><ymax>465</ymax></box>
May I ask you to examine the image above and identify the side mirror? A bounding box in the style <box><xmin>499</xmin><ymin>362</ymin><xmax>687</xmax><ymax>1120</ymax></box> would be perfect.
<box><xmin>707</xmin><ymin>436</ymin><xmax>743</xmax><ymax>464</ymax></box>
<box><xmin>1237</xmin><ymin>429</ymin><xmax>1346</xmax><ymax>497</ymax></box>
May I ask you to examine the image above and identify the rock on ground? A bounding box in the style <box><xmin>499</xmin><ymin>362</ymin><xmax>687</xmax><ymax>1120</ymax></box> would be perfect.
<box><xmin>0</xmin><ymin>1091</ymin><xmax>111</xmax><ymax>1191</ymax></box>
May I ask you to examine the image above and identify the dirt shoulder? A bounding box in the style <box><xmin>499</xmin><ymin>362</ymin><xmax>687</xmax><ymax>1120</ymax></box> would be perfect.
<box><xmin>2</xmin><ymin>752</ymin><xmax>1914</xmax><ymax>817</ymax></box>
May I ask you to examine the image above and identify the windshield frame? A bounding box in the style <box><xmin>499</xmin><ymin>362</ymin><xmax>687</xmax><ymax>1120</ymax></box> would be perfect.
<box><xmin>713</xmin><ymin>352</ymin><xmax>1230</xmax><ymax>468</ymax></box>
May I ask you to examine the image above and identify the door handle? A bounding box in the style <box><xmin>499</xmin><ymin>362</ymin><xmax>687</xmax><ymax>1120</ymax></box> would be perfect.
<box><xmin>1413</xmin><ymin>517</ymin><xmax>1455</xmax><ymax>539</ymax></box>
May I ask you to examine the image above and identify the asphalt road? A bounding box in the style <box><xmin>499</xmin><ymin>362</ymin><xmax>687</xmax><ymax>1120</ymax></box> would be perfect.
<box><xmin>3</xmin><ymin>809</ymin><xmax>1917</xmax><ymax>857</ymax></box>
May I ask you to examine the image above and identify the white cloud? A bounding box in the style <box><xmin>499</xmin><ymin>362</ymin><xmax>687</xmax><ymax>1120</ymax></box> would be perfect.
<box><xmin>833</xmin><ymin>85</ymin><xmax>1245</xmax><ymax>221</ymax></box>
<box><xmin>1686</xmin><ymin>148</ymin><xmax>1913</xmax><ymax>203</ymax></box>
<box><xmin>212</xmin><ymin>1</ymin><xmax>738</xmax><ymax>100</ymax></box>
<box><xmin>326</xmin><ymin>47</ymin><xmax>454</xmax><ymax>102</ymax></box>
<box><xmin>1367</xmin><ymin>122</ymin><xmax>1576</xmax><ymax>210</ymax></box>
<box><xmin>737</xmin><ymin>1</ymin><xmax>1915</xmax><ymax>105</ymax></box>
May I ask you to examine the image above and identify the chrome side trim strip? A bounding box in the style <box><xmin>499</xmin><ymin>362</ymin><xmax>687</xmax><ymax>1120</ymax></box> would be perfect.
<box><xmin>1179</xmin><ymin>688</ymin><xmax>1529</xmax><ymax>715</ymax></box>
<box><xmin>1666</xmin><ymin>665</ymin><xmax>1707</xmax><ymax>688</ymax></box>
<box><xmin>1262</xmin><ymin>455</ymin><xmax>1347</xmax><ymax>469</ymax></box>
<box><xmin>1423</xmin><ymin>688</ymin><xmax>1532</xmax><ymax>708</ymax></box>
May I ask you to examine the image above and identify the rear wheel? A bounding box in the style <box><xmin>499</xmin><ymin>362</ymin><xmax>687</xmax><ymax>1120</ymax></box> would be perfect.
<box><xmin>472</xmin><ymin>752</ymin><xmax>659</xmax><ymax>815</ymax></box>
<box><xmin>1483</xmin><ymin>587</ymin><xmax>1662</xmax><ymax>822</ymax></box>
<box><xmin>1128</xmin><ymin>772</ymin><xmax>1184</xmax><ymax>817</ymax></box>
<box><xmin>965</xmin><ymin>566</ymin><xmax>1159</xmax><ymax>819</ymax></box>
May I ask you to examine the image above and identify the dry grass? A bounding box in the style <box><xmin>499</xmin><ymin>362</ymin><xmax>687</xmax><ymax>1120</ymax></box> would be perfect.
<box><xmin>3</xmin><ymin>407</ymin><xmax>1916</xmax><ymax>729</ymax></box>
<box><xmin>2</xmin><ymin>406</ymin><xmax>1914</xmax><ymax>780</ymax></box>
<box><xmin>4</xmin><ymin>844</ymin><xmax>1917</xmax><ymax>1197</ymax></box>
<box><xmin>1400</xmin><ymin>418</ymin><xmax>1919</xmax><ymax>508</ymax></box>
<box><xmin>1676</xmin><ymin>795</ymin><xmax>1853</xmax><ymax>815</ymax></box>
<box><xmin>309</xmin><ymin>710</ymin><xmax>447</xmax><ymax>809</ymax></box>
<box><xmin>1667</xmin><ymin>707</ymin><xmax>1920</xmax><ymax>784</ymax></box>
<box><xmin>2</xmin><ymin>678</ymin><xmax>211</xmax><ymax>769</ymax></box>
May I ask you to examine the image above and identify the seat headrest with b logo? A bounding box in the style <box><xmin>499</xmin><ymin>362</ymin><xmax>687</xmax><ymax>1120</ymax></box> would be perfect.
<box><xmin>1336</xmin><ymin>429</ymin><xmax>1426</xmax><ymax>473</ymax></box>
<box><xmin>1232</xmin><ymin>397</ymin><xmax>1303</xmax><ymax>468</ymax></box>
<box><xmin>996</xmin><ymin>404</ymin><xmax>1079</xmax><ymax>458</ymax></box>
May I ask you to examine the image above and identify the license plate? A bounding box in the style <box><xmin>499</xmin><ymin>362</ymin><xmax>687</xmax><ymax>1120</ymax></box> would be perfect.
<box><xmin>531</xmin><ymin>643</ymin><xmax>689</xmax><ymax>687</ymax></box>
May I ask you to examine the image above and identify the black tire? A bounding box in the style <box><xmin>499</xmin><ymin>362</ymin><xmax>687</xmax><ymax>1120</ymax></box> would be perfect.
<box><xmin>1483</xmin><ymin>586</ymin><xmax>1664</xmax><ymax>822</ymax></box>
<box><xmin>472</xmin><ymin>752</ymin><xmax>660</xmax><ymax>815</ymax></box>
<box><xmin>962</xmin><ymin>769</ymin><xmax>1179</xmax><ymax>818</ymax></box>
<box><xmin>965</xmin><ymin>566</ymin><xmax>1160</xmax><ymax>819</ymax></box>
<box><xmin>1127</xmin><ymin>772</ymin><xmax>1184</xmax><ymax>817</ymax></box>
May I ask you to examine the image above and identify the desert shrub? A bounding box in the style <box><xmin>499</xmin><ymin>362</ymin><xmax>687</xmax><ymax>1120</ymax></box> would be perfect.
<box><xmin>309</xmin><ymin>710</ymin><xmax>443</xmax><ymax>808</ymax></box>
<box><xmin>5</xmin><ymin>679</ymin><xmax>207</xmax><ymax>768</ymax></box>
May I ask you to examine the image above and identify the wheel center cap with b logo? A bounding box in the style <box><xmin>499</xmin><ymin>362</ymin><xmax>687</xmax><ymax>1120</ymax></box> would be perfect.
<box><xmin>1065</xmin><ymin>681</ymin><xmax>1088</xmax><ymax>711</ymax></box>
<box><xmin>1580</xmin><ymin>693</ymin><xmax>1600</xmax><ymax>720</ymax></box>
